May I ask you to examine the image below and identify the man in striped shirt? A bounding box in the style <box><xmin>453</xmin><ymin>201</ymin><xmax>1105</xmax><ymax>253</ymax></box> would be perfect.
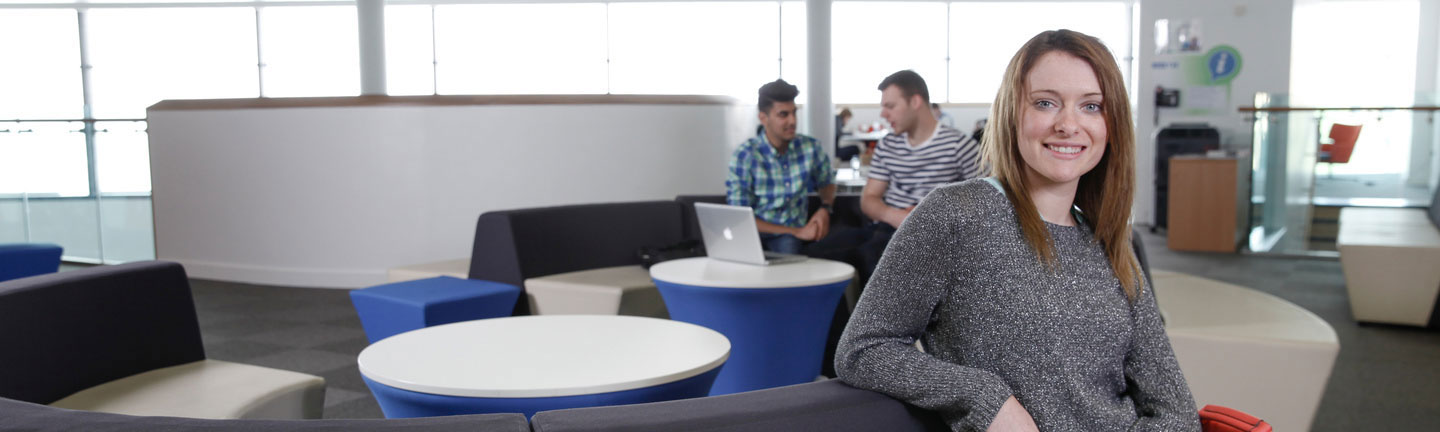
<box><xmin>858</xmin><ymin>70</ymin><xmax>982</xmax><ymax>277</ymax></box>
<box><xmin>725</xmin><ymin>79</ymin><xmax>837</xmax><ymax>254</ymax></box>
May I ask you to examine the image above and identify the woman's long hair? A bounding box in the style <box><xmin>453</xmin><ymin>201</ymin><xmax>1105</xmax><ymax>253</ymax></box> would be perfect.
<box><xmin>980</xmin><ymin>29</ymin><xmax>1143</xmax><ymax>301</ymax></box>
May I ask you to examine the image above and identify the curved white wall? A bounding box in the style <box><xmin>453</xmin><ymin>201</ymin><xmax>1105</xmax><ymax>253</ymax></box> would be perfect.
<box><xmin>148</xmin><ymin>96</ymin><xmax>752</xmax><ymax>288</ymax></box>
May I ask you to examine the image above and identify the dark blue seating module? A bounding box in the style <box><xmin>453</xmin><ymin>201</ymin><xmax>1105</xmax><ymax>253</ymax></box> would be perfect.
<box><xmin>469</xmin><ymin>196</ymin><xmax>867</xmax><ymax>316</ymax></box>
<box><xmin>3</xmin><ymin>377</ymin><xmax>937</xmax><ymax>431</ymax></box>
<box><xmin>0</xmin><ymin>397</ymin><xmax>529</xmax><ymax>431</ymax></box>
<box><xmin>469</xmin><ymin>201</ymin><xmax>690</xmax><ymax>315</ymax></box>
<box><xmin>0</xmin><ymin>261</ymin><xmax>205</xmax><ymax>405</ymax></box>
<box><xmin>531</xmin><ymin>379</ymin><xmax>946</xmax><ymax>432</ymax></box>
<box><xmin>0</xmin><ymin>243</ymin><xmax>63</xmax><ymax>283</ymax></box>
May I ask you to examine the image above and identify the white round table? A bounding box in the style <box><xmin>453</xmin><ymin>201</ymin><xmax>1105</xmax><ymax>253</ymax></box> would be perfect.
<box><xmin>647</xmin><ymin>257</ymin><xmax>854</xmax><ymax>289</ymax></box>
<box><xmin>357</xmin><ymin>315</ymin><xmax>730</xmax><ymax>417</ymax></box>
<box><xmin>649</xmin><ymin>257</ymin><xmax>854</xmax><ymax>395</ymax></box>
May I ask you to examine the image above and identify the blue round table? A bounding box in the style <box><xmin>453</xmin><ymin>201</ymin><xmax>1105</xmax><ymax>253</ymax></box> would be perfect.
<box><xmin>358</xmin><ymin>315</ymin><xmax>729</xmax><ymax>418</ymax></box>
<box><xmin>650</xmin><ymin>257</ymin><xmax>853</xmax><ymax>395</ymax></box>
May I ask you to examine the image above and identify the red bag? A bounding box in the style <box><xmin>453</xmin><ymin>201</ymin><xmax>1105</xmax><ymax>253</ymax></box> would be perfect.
<box><xmin>1199</xmin><ymin>405</ymin><xmax>1272</xmax><ymax>432</ymax></box>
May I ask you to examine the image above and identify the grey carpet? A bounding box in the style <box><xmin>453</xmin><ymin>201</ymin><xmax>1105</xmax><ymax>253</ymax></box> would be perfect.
<box><xmin>169</xmin><ymin>229</ymin><xmax>1439</xmax><ymax>429</ymax></box>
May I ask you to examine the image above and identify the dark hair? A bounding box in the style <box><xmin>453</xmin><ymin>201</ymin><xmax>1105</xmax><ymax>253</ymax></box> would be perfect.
<box><xmin>931</xmin><ymin>103</ymin><xmax>941</xmax><ymax>110</ymax></box>
<box><xmin>758</xmin><ymin>79</ymin><xmax>800</xmax><ymax>113</ymax></box>
<box><xmin>877</xmin><ymin>70</ymin><xmax>929</xmax><ymax>103</ymax></box>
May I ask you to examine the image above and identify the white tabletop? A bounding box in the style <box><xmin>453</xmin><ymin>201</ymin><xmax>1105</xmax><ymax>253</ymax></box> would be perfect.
<box><xmin>840</xmin><ymin>130</ymin><xmax>890</xmax><ymax>142</ymax></box>
<box><xmin>649</xmin><ymin>257</ymin><xmax>855</xmax><ymax>289</ymax></box>
<box><xmin>357</xmin><ymin>315</ymin><xmax>730</xmax><ymax>398</ymax></box>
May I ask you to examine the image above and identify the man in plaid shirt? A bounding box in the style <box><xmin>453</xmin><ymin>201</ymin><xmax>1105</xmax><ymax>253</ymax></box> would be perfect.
<box><xmin>725</xmin><ymin>79</ymin><xmax>837</xmax><ymax>254</ymax></box>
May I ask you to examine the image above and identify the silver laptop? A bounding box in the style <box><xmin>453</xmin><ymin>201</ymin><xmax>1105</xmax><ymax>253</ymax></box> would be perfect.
<box><xmin>694</xmin><ymin>202</ymin><xmax>807</xmax><ymax>266</ymax></box>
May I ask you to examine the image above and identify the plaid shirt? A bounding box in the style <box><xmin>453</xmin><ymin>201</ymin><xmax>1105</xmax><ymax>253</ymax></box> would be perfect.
<box><xmin>725</xmin><ymin>129</ymin><xmax>834</xmax><ymax>228</ymax></box>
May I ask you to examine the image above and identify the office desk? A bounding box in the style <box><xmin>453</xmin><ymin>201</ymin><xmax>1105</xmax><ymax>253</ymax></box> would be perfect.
<box><xmin>358</xmin><ymin>315</ymin><xmax>729</xmax><ymax>418</ymax></box>
<box><xmin>650</xmin><ymin>257</ymin><xmax>853</xmax><ymax>395</ymax></box>
<box><xmin>1167</xmin><ymin>156</ymin><xmax>1247</xmax><ymax>252</ymax></box>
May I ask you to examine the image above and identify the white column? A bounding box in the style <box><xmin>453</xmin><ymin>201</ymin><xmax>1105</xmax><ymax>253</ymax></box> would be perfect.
<box><xmin>806</xmin><ymin>0</ymin><xmax>834</xmax><ymax>158</ymax></box>
<box><xmin>358</xmin><ymin>0</ymin><xmax>387</xmax><ymax>95</ymax></box>
<box><xmin>1411</xmin><ymin>0</ymin><xmax>1439</xmax><ymax>188</ymax></box>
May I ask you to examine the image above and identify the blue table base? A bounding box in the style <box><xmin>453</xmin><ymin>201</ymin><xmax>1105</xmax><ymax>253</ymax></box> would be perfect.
<box><xmin>362</xmin><ymin>366</ymin><xmax>722</xmax><ymax>418</ymax></box>
<box><xmin>654</xmin><ymin>279</ymin><xmax>848</xmax><ymax>395</ymax></box>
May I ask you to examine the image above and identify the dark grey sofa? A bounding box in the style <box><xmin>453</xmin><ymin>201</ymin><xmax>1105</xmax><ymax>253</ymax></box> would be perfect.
<box><xmin>0</xmin><ymin>376</ymin><xmax>931</xmax><ymax>432</ymax></box>
<box><xmin>468</xmin><ymin>196</ymin><xmax>867</xmax><ymax>315</ymax></box>
<box><xmin>0</xmin><ymin>397</ymin><xmax>528</xmax><ymax>432</ymax></box>
<box><xmin>0</xmin><ymin>261</ymin><xmax>208</xmax><ymax>406</ymax></box>
<box><xmin>530</xmin><ymin>379</ymin><xmax>945</xmax><ymax>432</ymax></box>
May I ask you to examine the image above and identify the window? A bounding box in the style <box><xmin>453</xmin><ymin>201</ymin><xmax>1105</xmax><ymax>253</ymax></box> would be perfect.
<box><xmin>948</xmin><ymin>2</ymin><xmax>1130</xmax><ymax>104</ymax></box>
<box><xmin>1291</xmin><ymin>0</ymin><xmax>1419</xmax><ymax>175</ymax></box>
<box><xmin>433</xmin><ymin>4</ymin><xmax>607</xmax><ymax>95</ymax></box>
<box><xmin>0</xmin><ymin>9</ymin><xmax>82</xmax><ymax>119</ymax></box>
<box><xmin>1291</xmin><ymin>0</ymin><xmax>1417</xmax><ymax>107</ymax></box>
<box><xmin>831</xmin><ymin>2</ymin><xmax>949</xmax><ymax>104</ymax></box>
<box><xmin>608</xmin><ymin>2</ymin><xmax>779</xmax><ymax>99</ymax></box>
<box><xmin>0</xmin><ymin>122</ymin><xmax>88</xmax><ymax>197</ymax></box>
<box><xmin>259</xmin><ymin>6</ymin><xmax>360</xmax><ymax>97</ymax></box>
<box><xmin>830</xmin><ymin>1</ymin><xmax>1130</xmax><ymax>104</ymax></box>
<box><xmin>86</xmin><ymin>8</ymin><xmax>259</xmax><ymax>119</ymax></box>
<box><xmin>386</xmin><ymin>5</ymin><xmax>437</xmax><ymax>96</ymax></box>
<box><xmin>95</xmin><ymin>121</ymin><xmax>151</xmax><ymax>194</ymax></box>
<box><xmin>779</xmin><ymin>2</ymin><xmax>808</xmax><ymax>94</ymax></box>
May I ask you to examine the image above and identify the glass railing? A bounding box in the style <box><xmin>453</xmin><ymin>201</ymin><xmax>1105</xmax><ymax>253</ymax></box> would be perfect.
<box><xmin>1243</xmin><ymin>92</ymin><xmax>1439</xmax><ymax>256</ymax></box>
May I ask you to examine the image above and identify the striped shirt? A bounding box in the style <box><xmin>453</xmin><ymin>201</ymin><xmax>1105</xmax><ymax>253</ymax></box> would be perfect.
<box><xmin>868</xmin><ymin>124</ymin><xmax>982</xmax><ymax>209</ymax></box>
<box><xmin>726</xmin><ymin>130</ymin><xmax>835</xmax><ymax>228</ymax></box>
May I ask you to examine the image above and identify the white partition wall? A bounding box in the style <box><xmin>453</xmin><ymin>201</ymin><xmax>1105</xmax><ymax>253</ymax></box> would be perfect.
<box><xmin>148</xmin><ymin>95</ymin><xmax>751</xmax><ymax>288</ymax></box>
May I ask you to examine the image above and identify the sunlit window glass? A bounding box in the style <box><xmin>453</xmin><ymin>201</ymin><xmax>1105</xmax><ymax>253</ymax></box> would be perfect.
<box><xmin>0</xmin><ymin>122</ymin><xmax>88</xmax><ymax>197</ymax></box>
<box><xmin>95</xmin><ymin>121</ymin><xmax>151</xmax><ymax>194</ymax></box>
<box><xmin>831</xmin><ymin>2</ymin><xmax>948</xmax><ymax>104</ymax></box>
<box><xmin>948</xmin><ymin>2</ymin><xmax>1129</xmax><ymax>103</ymax></box>
<box><xmin>0</xmin><ymin>10</ymin><xmax>82</xmax><ymax>120</ymax></box>
<box><xmin>85</xmin><ymin>8</ymin><xmax>258</xmax><ymax>119</ymax></box>
<box><xmin>260</xmin><ymin>6</ymin><xmax>360</xmax><ymax>97</ymax></box>
<box><xmin>780</xmin><ymin>2</ymin><xmax>808</xmax><ymax>94</ymax></box>
<box><xmin>386</xmin><ymin>5</ymin><xmax>436</xmax><ymax>96</ymax></box>
<box><xmin>609</xmin><ymin>2</ymin><xmax>779</xmax><ymax>99</ymax></box>
<box><xmin>433</xmin><ymin>3</ymin><xmax>607</xmax><ymax>95</ymax></box>
<box><xmin>1291</xmin><ymin>1</ymin><xmax>1416</xmax><ymax>107</ymax></box>
<box><xmin>1292</xmin><ymin>0</ymin><xmax>1419</xmax><ymax>175</ymax></box>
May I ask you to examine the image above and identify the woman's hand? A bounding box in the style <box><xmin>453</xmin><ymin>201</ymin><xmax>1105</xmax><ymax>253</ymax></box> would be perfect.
<box><xmin>986</xmin><ymin>396</ymin><xmax>1040</xmax><ymax>432</ymax></box>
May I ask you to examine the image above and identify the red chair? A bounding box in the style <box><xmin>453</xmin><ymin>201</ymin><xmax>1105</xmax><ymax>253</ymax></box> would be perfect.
<box><xmin>1318</xmin><ymin>123</ymin><xmax>1362</xmax><ymax>178</ymax></box>
<box><xmin>1200</xmin><ymin>405</ymin><xmax>1272</xmax><ymax>432</ymax></box>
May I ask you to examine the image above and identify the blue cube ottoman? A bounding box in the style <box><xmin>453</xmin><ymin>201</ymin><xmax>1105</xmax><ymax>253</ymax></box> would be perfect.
<box><xmin>351</xmin><ymin>276</ymin><xmax>521</xmax><ymax>343</ymax></box>
<box><xmin>0</xmin><ymin>243</ymin><xmax>64</xmax><ymax>283</ymax></box>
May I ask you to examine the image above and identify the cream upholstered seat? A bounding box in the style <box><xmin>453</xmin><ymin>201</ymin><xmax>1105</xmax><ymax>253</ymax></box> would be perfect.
<box><xmin>51</xmin><ymin>359</ymin><xmax>325</xmax><ymax>420</ymax></box>
<box><xmin>0</xmin><ymin>262</ymin><xmax>327</xmax><ymax>421</ymax></box>
<box><xmin>387</xmin><ymin>258</ymin><xmax>471</xmax><ymax>283</ymax></box>
<box><xmin>1336</xmin><ymin>207</ymin><xmax>1440</xmax><ymax>326</ymax></box>
<box><xmin>524</xmin><ymin>265</ymin><xmax>668</xmax><ymax>318</ymax></box>
<box><xmin>1153</xmin><ymin>270</ymin><xmax>1339</xmax><ymax>432</ymax></box>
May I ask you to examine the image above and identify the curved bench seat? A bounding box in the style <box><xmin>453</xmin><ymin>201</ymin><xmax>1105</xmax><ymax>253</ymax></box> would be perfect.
<box><xmin>1153</xmin><ymin>270</ymin><xmax>1339</xmax><ymax>432</ymax></box>
<box><xmin>50</xmin><ymin>359</ymin><xmax>325</xmax><ymax>420</ymax></box>
<box><xmin>1336</xmin><ymin>206</ymin><xmax>1440</xmax><ymax>326</ymax></box>
<box><xmin>0</xmin><ymin>261</ymin><xmax>327</xmax><ymax>421</ymax></box>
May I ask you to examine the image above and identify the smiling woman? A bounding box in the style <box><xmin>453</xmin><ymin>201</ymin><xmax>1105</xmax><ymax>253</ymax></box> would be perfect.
<box><xmin>835</xmin><ymin>30</ymin><xmax>1199</xmax><ymax>432</ymax></box>
<box><xmin>1017</xmin><ymin>52</ymin><xmax>1109</xmax><ymax>209</ymax></box>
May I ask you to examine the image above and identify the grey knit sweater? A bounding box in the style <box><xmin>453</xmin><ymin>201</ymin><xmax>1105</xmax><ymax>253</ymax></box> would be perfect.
<box><xmin>835</xmin><ymin>179</ymin><xmax>1199</xmax><ymax>432</ymax></box>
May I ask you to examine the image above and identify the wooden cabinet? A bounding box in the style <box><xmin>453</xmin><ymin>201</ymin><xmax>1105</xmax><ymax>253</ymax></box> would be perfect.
<box><xmin>1167</xmin><ymin>156</ymin><xmax>1247</xmax><ymax>252</ymax></box>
